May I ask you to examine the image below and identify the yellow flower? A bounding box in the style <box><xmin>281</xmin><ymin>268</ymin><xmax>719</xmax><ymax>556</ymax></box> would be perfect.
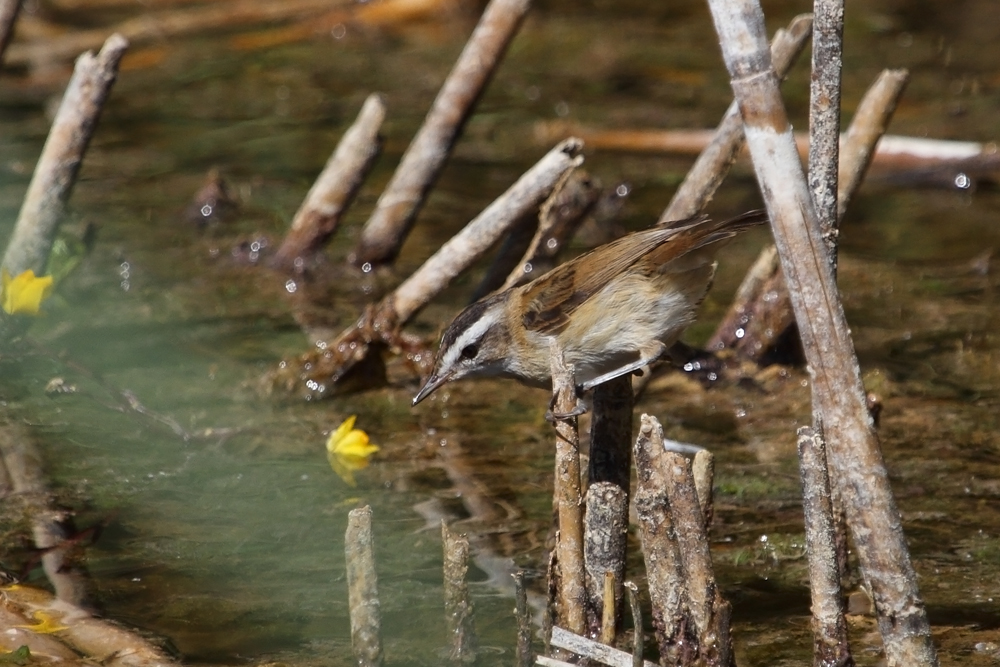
<box><xmin>1</xmin><ymin>269</ymin><xmax>53</xmax><ymax>316</ymax></box>
<box><xmin>14</xmin><ymin>610</ymin><xmax>67</xmax><ymax>634</ymax></box>
<box><xmin>326</xmin><ymin>416</ymin><xmax>379</xmax><ymax>486</ymax></box>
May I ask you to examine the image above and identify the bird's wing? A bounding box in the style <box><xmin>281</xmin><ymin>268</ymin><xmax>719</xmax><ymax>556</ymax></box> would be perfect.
<box><xmin>518</xmin><ymin>210</ymin><xmax>768</xmax><ymax>336</ymax></box>
<box><xmin>519</xmin><ymin>217</ymin><xmax>701</xmax><ymax>335</ymax></box>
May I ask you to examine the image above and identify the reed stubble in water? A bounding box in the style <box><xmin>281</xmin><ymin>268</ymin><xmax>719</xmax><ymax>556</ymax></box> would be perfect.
<box><xmin>709</xmin><ymin>69</ymin><xmax>911</xmax><ymax>360</ymax></box>
<box><xmin>441</xmin><ymin>521</ymin><xmax>477</xmax><ymax>664</ymax></box>
<box><xmin>345</xmin><ymin>506</ymin><xmax>383</xmax><ymax>667</ymax></box>
<box><xmin>548</xmin><ymin>341</ymin><xmax>587</xmax><ymax>636</ymax></box>
<box><xmin>583</xmin><ymin>482</ymin><xmax>628</xmax><ymax>637</ymax></box>
<box><xmin>0</xmin><ymin>422</ymin><xmax>88</xmax><ymax>606</ymax></box>
<box><xmin>632</xmin><ymin>416</ymin><xmax>692</xmax><ymax>664</ymax></box>
<box><xmin>2</xmin><ymin>33</ymin><xmax>128</xmax><ymax>278</ymax></box>
<box><xmin>662</xmin><ymin>449</ymin><xmax>732</xmax><ymax>666</ymax></box>
<box><xmin>287</xmin><ymin>139</ymin><xmax>582</xmax><ymax>392</ymax></box>
<box><xmin>706</xmin><ymin>1</ymin><xmax>937</xmax><ymax>664</ymax></box>
<box><xmin>272</xmin><ymin>93</ymin><xmax>385</xmax><ymax>270</ymax></box>
<box><xmin>353</xmin><ymin>0</ymin><xmax>533</xmax><ymax>267</ymax></box>
<box><xmin>798</xmin><ymin>426</ymin><xmax>854</xmax><ymax>667</ymax></box>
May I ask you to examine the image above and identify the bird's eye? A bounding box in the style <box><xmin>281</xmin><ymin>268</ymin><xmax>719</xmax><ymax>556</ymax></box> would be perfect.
<box><xmin>460</xmin><ymin>344</ymin><xmax>479</xmax><ymax>360</ymax></box>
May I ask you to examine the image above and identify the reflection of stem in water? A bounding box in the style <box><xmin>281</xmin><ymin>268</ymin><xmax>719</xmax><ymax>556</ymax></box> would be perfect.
<box><xmin>0</xmin><ymin>421</ymin><xmax>89</xmax><ymax>606</ymax></box>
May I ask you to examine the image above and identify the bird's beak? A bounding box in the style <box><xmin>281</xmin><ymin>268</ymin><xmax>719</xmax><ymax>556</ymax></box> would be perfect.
<box><xmin>412</xmin><ymin>370</ymin><xmax>451</xmax><ymax>406</ymax></box>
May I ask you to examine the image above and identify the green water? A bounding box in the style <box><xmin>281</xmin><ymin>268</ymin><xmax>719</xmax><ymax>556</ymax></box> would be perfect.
<box><xmin>2</xmin><ymin>0</ymin><xmax>1000</xmax><ymax>665</ymax></box>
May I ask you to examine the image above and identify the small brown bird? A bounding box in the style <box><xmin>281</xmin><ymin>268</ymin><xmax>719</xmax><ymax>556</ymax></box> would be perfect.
<box><xmin>412</xmin><ymin>210</ymin><xmax>768</xmax><ymax>405</ymax></box>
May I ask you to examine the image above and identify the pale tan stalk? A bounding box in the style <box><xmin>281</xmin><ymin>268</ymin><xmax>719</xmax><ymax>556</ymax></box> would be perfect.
<box><xmin>353</xmin><ymin>0</ymin><xmax>533</xmax><ymax>266</ymax></box>
<box><xmin>706</xmin><ymin>1</ymin><xmax>937</xmax><ymax>664</ymax></box>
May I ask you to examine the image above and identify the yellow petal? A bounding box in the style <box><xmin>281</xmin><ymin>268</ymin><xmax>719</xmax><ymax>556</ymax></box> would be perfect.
<box><xmin>326</xmin><ymin>415</ymin><xmax>357</xmax><ymax>453</ymax></box>
<box><xmin>14</xmin><ymin>610</ymin><xmax>67</xmax><ymax>634</ymax></box>
<box><xmin>1</xmin><ymin>269</ymin><xmax>54</xmax><ymax>316</ymax></box>
<box><xmin>326</xmin><ymin>416</ymin><xmax>379</xmax><ymax>485</ymax></box>
<box><xmin>326</xmin><ymin>417</ymin><xmax>379</xmax><ymax>458</ymax></box>
<box><xmin>335</xmin><ymin>430</ymin><xmax>380</xmax><ymax>458</ymax></box>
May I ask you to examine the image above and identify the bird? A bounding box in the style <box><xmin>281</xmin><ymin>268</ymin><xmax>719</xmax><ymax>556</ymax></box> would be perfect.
<box><xmin>411</xmin><ymin>209</ymin><xmax>769</xmax><ymax>406</ymax></box>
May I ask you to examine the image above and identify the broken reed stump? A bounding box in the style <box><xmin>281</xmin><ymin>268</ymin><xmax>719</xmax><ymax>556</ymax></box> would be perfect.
<box><xmin>633</xmin><ymin>416</ymin><xmax>693</xmax><ymax>665</ymax></box>
<box><xmin>1</xmin><ymin>33</ymin><xmax>128</xmax><ymax>278</ymax></box>
<box><xmin>346</xmin><ymin>506</ymin><xmax>384</xmax><ymax>667</ymax></box>
<box><xmin>706</xmin><ymin>2</ymin><xmax>937</xmax><ymax>665</ymax></box>
<box><xmin>548</xmin><ymin>340</ymin><xmax>587</xmax><ymax>636</ymax></box>
<box><xmin>708</xmin><ymin>68</ymin><xmax>910</xmax><ymax>360</ymax></box>
<box><xmin>692</xmin><ymin>449</ymin><xmax>715</xmax><ymax>531</ymax></box>
<box><xmin>798</xmin><ymin>427</ymin><xmax>854</xmax><ymax>667</ymax></box>
<box><xmin>632</xmin><ymin>415</ymin><xmax>733</xmax><ymax>667</ymax></box>
<box><xmin>583</xmin><ymin>374</ymin><xmax>633</xmax><ymax>636</ymax></box>
<box><xmin>442</xmin><ymin>521</ymin><xmax>477</xmax><ymax>664</ymax></box>
<box><xmin>584</xmin><ymin>482</ymin><xmax>628</xmax><ymax>637</ymax></box>
<box><xmin>278</xmin><ymin>138</ymin><xmax>583</xmax><ymax>396</ymax></box>
<box><xmin>663</xmin><ymin>452</ymin><xmax>733</xmax><ymax>667</ymax></box>
<box><xmin>352</xmin><ymin>0</ymin><xmax>533</xmax><ymax>267</ymax></box>
<box><xmin>271</xmin><ymin>93</ymin><xmax>386</xmax><ymax>271</ymax></box>
<box><xmin>513</xmin><ymin>571</ymin><xmax>533</xmax><ymax>667</ymax></box>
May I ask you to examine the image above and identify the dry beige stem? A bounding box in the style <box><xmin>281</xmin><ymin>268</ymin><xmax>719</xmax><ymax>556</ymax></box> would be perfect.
<box><xmin>798</xmin><ymin>427</ymin><xmax>854</xmax><ymax>667</ymax></box>
<box><xmin>5</xmin><ymin>0</ymin><xmax>342</xmax><ymax>67</ymax></box>
<box><xmin>345</xmin><ymin>506</ymin><xmax>383</xmax><ymax>667</ymax></box>
<box><xmin>808</xmin><ymin>0</ymin><xmax>845</xmax><ymax>262</ymax></box>
<box><xmin>442</xmin><ymin>521</ymin><xmax>477</xmax><ymax>663</ymax></box>
<box><xmin>272</xmin><ymin>93</ymin><xmax>386</xmax><ymax>269</ymax></box>
<box><xmin>661</xmin><ymin>13</ymin><xmax>813</xmax><ymax>222</ymax></box>
<box><xmin>549</xmin><ymin>341</ymin><xmax>586</xmax><ymax>636</ymax></box>
<box><xmin>2</xmin><ymin>34</ymin><xmax>128</xmax><ymax>277</ymax></box>
<box><xmin>706</xmin><ymin>1</ymin><xmax>937</xmax><ymax>664</ymax></box>
<box><xmin>353</xmin><ymin>0</ymin><xmax>533</xmax><ymax>266</ymax></box>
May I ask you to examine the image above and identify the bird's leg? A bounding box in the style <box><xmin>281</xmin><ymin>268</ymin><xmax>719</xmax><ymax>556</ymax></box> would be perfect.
<box><xmin>545</xmin><ymin>387</ymin><xmax>588</xmax><ymax>422</ymax></box>
<box><xmin>579</xmin><ymin>342</ymin><xmax>667</xmax><ymax>391</ymax></box>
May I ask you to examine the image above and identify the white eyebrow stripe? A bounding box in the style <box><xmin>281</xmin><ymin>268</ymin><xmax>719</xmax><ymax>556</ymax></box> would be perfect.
<box><xmin>441</xmin><ymin>308</ymin><xmax>501</xmax><ymax>368</ymax></box>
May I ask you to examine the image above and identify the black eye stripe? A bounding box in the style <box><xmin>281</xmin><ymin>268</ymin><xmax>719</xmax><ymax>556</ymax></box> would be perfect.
<box><xmin>460</xmin><ymin>344</ymin><xmax>479</xmax><ymax>360</ymax></box>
